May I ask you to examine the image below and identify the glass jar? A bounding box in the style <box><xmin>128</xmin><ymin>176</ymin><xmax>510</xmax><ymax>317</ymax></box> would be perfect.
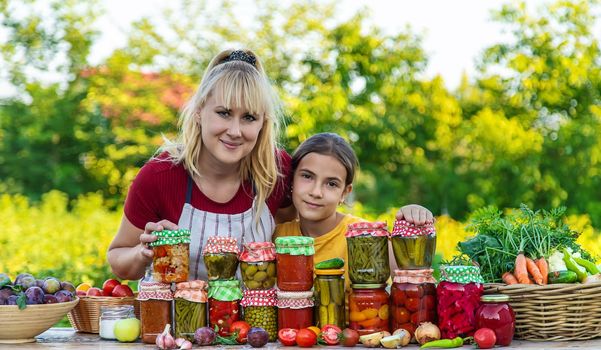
<box><xmin>99</xmin><ymin>305</ymin><xmax>136</xmax><ymax>340</ymax></box>
<box><xmin>150</xmin><ymin>229</ymin><xmax>190</xmax><ymax>283</ymax></box>
<box><xmin>239</xmin><ymin>242</ymin><xmax>277</xmax><ymax>290</ymax></box>
<box><xmin>437</xmin><ymin>265</ymin><xmax>484</xmax><ymax>339</ymax></box>
<box><xmin>346</xmin><ymin>221</ymin><xmax>390</xmax><ymax>284</ymax></box>
<box><xmin>277</xmin><ymin>290</ymin><xmax>314</xmax><ymax>330</ymax></box>
<box><xmin>390</xmin><ymin>220</ymin><xmax>436</xmax><ymax>269</ymax></box>
<box><xmin>476</xmin><ymin>294</ymin><xmax>515</xmax><ymax>346</ymax></box>
<box><xmin>314</xmin><ymin>269</ymin><xmax>346</xmax><ymax>329</ymax></box>
<box><xmin>349</xmin><ymin>284</ymin><xmax>390</xmax><ymax>336</ymax></box>
<box><xmin>174</xmin><ymin>280</ymin><xmax>208</xmax><ymax>341</ymax></box>
<box><xmin>138</xmin><ymin>281</ymin><xmax>173</xmax><ymax>344</ymax></box>
<box><xmin>390</xmin><ymin>269</ymin><xmax>437</xmax><ymax>338</ymax></box>
<box><xmin>275</xmin><ymin>236</ymin><xmax>315</xmax><ymax>291</ymax></box>
<box><xmin>241</xmin><ymin>289</ymin><xmax>278</xmax><ymax>342</ymax></box>
<box><xmin>203</xmin><ymin>236</ymin><xmax>240</xmax><ymax>280</ymax></box>
<box><xmin>208</xmin><ymin>279</ymin><xmax>242</xmax><ymax>337</ymax></box>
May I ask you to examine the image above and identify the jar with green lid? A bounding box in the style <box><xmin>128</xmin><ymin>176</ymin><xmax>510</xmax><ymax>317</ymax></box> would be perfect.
<box><xmin>202</xmin><ymin>236</ymin><xmax>240</xmax><ymax>280</ymax></box>
<box><xmin>345</xmin><ymin>221</ymin><xmax>390</xmax><ymax>284</ymax></box>
<box><xmin>275</xmin><ymin>236</ymin><xmax>315</xmax><ymax>291</ymax></box>
<box><xmin>150</xmin><ymin>229</ymin><xmax>191</xmax><ymax>283</ymax></box>
<box><xmin>390</xmin><ymin>220</ymin><xmax>436</xmax><ymax>269</ymax></box>
<box><xmin>314</xmin><ymin>269</ymin><xmax>345</xmax><ymax>329</ymax></box>
<box><xmin>208</xmin><ymin>279</ymin><xmax>242</xmax><ymax>337</ymax></box>
<box><xmin>349</xmin><ymin>283</ymin><xmax>389</xmax><ymax>336</ymax></box>
<box><xmin>174</xmin><ymin>280</ymin><xmax>207</xmax><ymax>341</ymax></box>
<box><xmin>241</xmin><ymin>288</ymin><xmax>278</xmax><ymax>341</ymax></box>
<box><xmin>239</xmin><ymin>242</ymin><xmax>277</xmax><ymax>290</ymax></box>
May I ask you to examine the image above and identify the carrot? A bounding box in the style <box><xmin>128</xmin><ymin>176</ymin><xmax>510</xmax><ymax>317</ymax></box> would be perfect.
<box><xmin>526</xmin><ymin>257</ymin><xmax>543</xmax><ymax>285</ymax></box>
<box><xmin>502</xmin><ymin>272</ymin><xmax>518</xmax><ymax>285</ymax></box>
<box><xmin>535</xmin><ymin>257</ymin><xmax>549</xmax><ymax>285</ymax></box>
<box><xmin>514</xmin><ymin>253</ymin><xmax>530</xmax><ymax>284</ymax></box>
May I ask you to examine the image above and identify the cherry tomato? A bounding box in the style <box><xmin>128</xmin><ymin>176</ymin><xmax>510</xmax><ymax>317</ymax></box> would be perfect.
<box><xmin>422</xmin><ymin>294</ymin><xmax>436</xmax><ymax>311</ymax></box>
<box><xmin>278</xmin><ymin>328</ymin><xmax>298</xmax><ymax>346</ymax></box>
<box><xmin>405</xmin><ymin>297</ymin><xmax>420</xmax><ymax>312</ymax></box>
<box><xmin>340</xmin><ymin>328</ymin><xmax>359</xmax><ymax>347</ymax></box>
<box><xmin>391</xmin><ymin>287</ymin><xmax>406</xmax><ymax>305</ymax></box>
<box><xmin>474</xmin><ymin>328</ymin><xmax>497</xmax><ymax>349</ymax></box>
<box><xmin>320</xmin><ymin>324</ymin><xmax>342</xmax><ymax>345</ymax></box>
<box><xmin>392</xmin><ymin>306</ymin><xmax>410</xmax><ymax>324</ymax></box>
<box><xmin>296</xmin><ymin>328</ymin><xmax>317</xmax><ymax>348</ymax></box>
<box><xmin>404</xmin><ymin>285</ymin><xmax>424</xmax><ymax>298</ymax></box>
<box><xmin>230</xmin><ymin>320</ymin><xmax>251</xmax><ymax>344</ymax></box>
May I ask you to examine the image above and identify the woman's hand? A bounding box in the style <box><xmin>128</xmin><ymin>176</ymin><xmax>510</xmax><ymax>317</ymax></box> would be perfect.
<box><xmin>139</xmin><ymin>220</ymin><xmax>179</xmax><ymax>259</ymax></box>
<box><xmin>396</xmin><ymin>204</ymin><xmax>434</xmax><ymax>225</ymax></box>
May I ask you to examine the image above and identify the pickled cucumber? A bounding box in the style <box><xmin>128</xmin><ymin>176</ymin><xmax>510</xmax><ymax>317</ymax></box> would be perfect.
<box><xmin>391</xmin><ymin>235</ymin><xmax>436</xmax><ymax>269</ymax></box>
<box><xmin>204</xmin><ymin>252</ymin><xmax>239</xmax><ymax>280</ymax></box>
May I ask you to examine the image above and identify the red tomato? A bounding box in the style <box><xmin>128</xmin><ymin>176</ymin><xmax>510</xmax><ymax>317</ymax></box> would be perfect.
<box><xmin>296</xmin><ymin>328</ymin><xmax>317</xmax><ymax>348</ymax></box>
<box><xmin>393</xmin><ymin>306</ymin><xmax>410</xmax><ymax>324</ymax></box>
<box><xmin>422</xmin><ymin>294</ymin><xmax>436</xmax><ymax>310</ymax></box>
<box><xmin>391</xmin><ymin>287</ymin><xmax>406</xmax><ymax>305</ymax></box>
<box><xmin>474</xmin><ymin>328</ymin><xmax>496</xmax><ymax>349</ymax></box>
<box><xmin>278</xmin><ymin>328</ymin><xmax>298</xmax><ymax>346</ymax></box>
<box><xmin>340</xmin><ymin>328</ymin><xmax>359</xmax><ymax>347</ymax></box>
<box><xmin>320</xmin><ymin>324</ymin><xmax>342</xmax><ymax>345</ymax></box>
<box><xmin>405</xmin><ymin>297</ymin><xmax>420</xmax><ymax>312</ymax></box>
<box><xmin>230</xmin><ymin>320</ymin><xmax>251</xmax><ymax>344</ymax></box>
<box><xmin>404</xmin><ymin>285</ymin><xmax>424</xmax><ymax>298</ymax></box>
<box><xmin>410</xmin><ymin>310</ymin><xmax>435</xmax><ymax>325</ymax></box>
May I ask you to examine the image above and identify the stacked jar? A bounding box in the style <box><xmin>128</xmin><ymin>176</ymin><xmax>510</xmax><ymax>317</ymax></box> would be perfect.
<box><xmin>150</xmin><ymin>229</ymin><xmax>191</xmax><ymax>283</ymax></box>
<box><xmin>390</xmin><ymin>269</ymin><xmax>437</xmax><ymax>338</ymax></box>
<box><xmin>277</xmin><ymin>290</ymin><xmax>315</xmax><ymax>330</ymax></box>
<box><xmin>138</xmin><ymin>281</ymin><xmax>174</xmax><ymax>344</ymax></box>
<box><xmin>314</xmin><ymin>268</ymin><xmax>345</xmax><ymax>329</ymax></box>
<box><xmin>208</xmin><ymin>279</ymin><xmax>243</xmax><ymax>337</ymax></box>
<box><xmin>174</xmin><ymin>280</ymin><xmax>207</xmax><ymax>341</ymax></box>
<box><xmin>346</xmin><ymin>222</ymin><xmax>390</xmax><ymax>335</ymax></box>
<box><xmin>239</xmin><ymin>242</ymin><xmax>277</xmax><ymax>290</ymax></box>
<box><xmin>390</xmin><ymin>220</ymin><xmax>436</xmax><ymax>270</ymax></box>
<box><xmin>203</xmin><ymin>236</ymin><xmax>240</xmax><ymax>281</ymax></box>
<box><xmin>241</xmin><ymin>289</ymin><xmax>278</xmax><ymax>341</ymax></box>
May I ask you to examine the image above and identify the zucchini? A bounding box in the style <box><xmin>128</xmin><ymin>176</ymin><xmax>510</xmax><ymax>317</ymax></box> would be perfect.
<box><xmin>548</xmin><ymin>270</ymin><xmax>578</xmax><ymax>284</ymax></box>
<box><xmin>315</xmin><ymin>257</ymin><xmax>344</xmax><ymax>269</ymax></box>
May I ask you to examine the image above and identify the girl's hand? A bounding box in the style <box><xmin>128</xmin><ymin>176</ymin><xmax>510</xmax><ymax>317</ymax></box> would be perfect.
<box><xmin>139</xmin><ymin>220</ymin><xmax>179</xmax><ymax>259</ymax></box>
<box><xmin>396</xmin><ymin>204</ymin><xmax>434</xmax><ymax>225</ymax></box>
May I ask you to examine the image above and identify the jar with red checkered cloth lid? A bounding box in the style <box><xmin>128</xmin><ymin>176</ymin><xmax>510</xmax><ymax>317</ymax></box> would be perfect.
<box><xmin>390</xmin><ymin>219</ymin><xmax>436</xmax><ymax>269</ymax></box>
<box><xmin>174</xmin><ymin>280</ymin><xmax>208</xmax><ymax>340</ymax></box>
<box><xmin>202</xmin><ymin>236</ymin><xmax>240</xmax><ymax>281</ymax></box>
<box><xmin>345</xmin><ymin>221</ymin><xmax>390</xmax><ymax>284</ymax></box>
<box><xmin>240</xmin><ymin>289</ymin><xmax>277</xmax><ymax>341</ymax></box>
<box><xmin>239</xmin><ymin>242</ymin><xmax>276</xmax><ymax>290</ymax></box>
<box><xmin>390</xmin><ymin>269</ymin><xmax>437</xmax><ymax>337</ymax></box>
<box><xmin>138</xmin><ymin>281</ymin><xmax>173</xmax><ymax>344</ymax></box>
<box><xmin>276</xmin><ymin>290</ymin><xmax>314</xmax><ymax>330</ymax></box>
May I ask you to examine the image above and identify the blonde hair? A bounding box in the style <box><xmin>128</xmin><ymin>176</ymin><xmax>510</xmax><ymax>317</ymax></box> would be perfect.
<box><xmin>160</xmin><ymin>49</ymin><xmax>283</xmax><ymax>217</ymax></box>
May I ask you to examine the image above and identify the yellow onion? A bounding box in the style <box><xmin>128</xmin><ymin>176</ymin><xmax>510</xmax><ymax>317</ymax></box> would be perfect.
<box><xmin>414</xmin><ymin>322</ymin><xmax>441</xmax><ymax>345</ymax></box>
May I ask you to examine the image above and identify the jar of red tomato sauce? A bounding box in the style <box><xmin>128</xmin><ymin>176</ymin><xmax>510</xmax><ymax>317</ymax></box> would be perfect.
<box><xmin>208</xmin><ymin>279</ymin><xmax>242</xmax><ymax>337</ymax></box>
<box><xmin>349</xmin><ymin>284</ymin><xmax>390</xmax><ymax>336</ymax></box>
<box><xmin>275</xmin><ymin>236</ymin><xmax>314</xmax><ymax>291</ymax></box>
<box><xmin>150</xmin><ymin>229</ymin><xmax>190</xmax><ymax>283</ymax></box>
<box><xmin>277</xmin><ymin>290</ymin><xmax>314</xmax><ymax>330</ymax></box>
<box><xmin>138</xmin><ymin>281</ymin><xmax>173</xmax><ymax>344</ymax></box>
<box><xmin>476</xmin><ymin>294</ymin><xmax>515</xmax><ymax>346</ymax></box>
<box><xmin>390</xmin><ymin>269</ymin><xmax>437</xmax><ymax>338</ymax></box>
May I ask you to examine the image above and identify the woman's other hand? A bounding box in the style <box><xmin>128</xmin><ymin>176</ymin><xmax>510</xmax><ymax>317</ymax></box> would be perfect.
<box><xmin>395</xmin><ymin>204</ymin><xmax>434</xmax><ymax>225</ymax></box>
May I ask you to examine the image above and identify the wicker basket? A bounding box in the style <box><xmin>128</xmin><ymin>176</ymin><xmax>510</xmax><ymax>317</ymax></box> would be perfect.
<box><xmin>484</xmin><ymin>282</ymin><xmax>601</xmax><ymax>341</ymax></box>
<box><xmin>67</xmin><ymin>296</ymin><xmax>140</xmax><ymax>333</ymax></box>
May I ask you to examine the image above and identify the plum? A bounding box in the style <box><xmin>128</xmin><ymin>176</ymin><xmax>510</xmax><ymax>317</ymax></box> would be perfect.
<box><xmin>55</xmin><ymin>290</ymin><xmax>73</xmax><ymax>302</ymax></box>
<box><xmin>25</xmin><ymin>286</ymin><xmax>45</xmax><ymax>304</ymax></box>
<box><xmin>194</xmin><ymin>326</ymin><xmax>216</xmax><ymax>346</ymax></box>
<box><xmin>247</xmin><ymin>327</ymin><xmax>269</xmax><ymax>348</ymax></box>
<box><xmin>36</xmin><ymin>279</ymin><xmax>45</xmax><ymax>288</ymax></box>
<box><xmin>15</xmin><ymin>274</ymin><xmax>36</xmax><ymax>290</ymax></box>
<box><xmin>7</xmin><ymin>295</ymin><xmax>18</xmax><ymax>305</ymax></box>
<box><xmin>42</xmin><ymin>277</ymin><xmax>61</xmax><ymax>294</ymax></box>
<box><xmin>60</xmin><ymin>281</ymin><xmax>76</xmax><ymax>293</ymax></box>
<box><xmin>44</xmin><ymin>294</ymin><xmax>59</xmax><ymax>304</ymax></box>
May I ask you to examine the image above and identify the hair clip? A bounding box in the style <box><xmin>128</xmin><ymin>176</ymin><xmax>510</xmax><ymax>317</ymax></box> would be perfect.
<box><xmin>222</xmin><ymin>50</ymin><xmax>257</xmax><ymax>67</ymax></box>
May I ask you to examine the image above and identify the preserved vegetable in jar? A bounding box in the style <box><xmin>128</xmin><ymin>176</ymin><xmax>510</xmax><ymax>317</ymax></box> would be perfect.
<box><xmin>239</xmin><ymin>242</ymin><xmax>277</xmax><ymax>290</ymax></box>
<box><xmin>275</xmin><ymin>236</ymin><xmax>314</xmax><ymax>291</ymax></box>
<box><xmin>138</xmin><ymin>281</ymin><xmax>173</xmax><ymax>344</ymax></box>
<box><xmin>277</xmin><ymin>290</ymin><xmax>314</xmax><ymax>330</ymax></box>
<box><xmin>476</xmin><ymin>294</ymin><xmax>515</xmax><ymax>346</ymax></box>
<box><xmin>241</xmin><ymin>289</ymin><xmax>278</xmax><ymax>341</ymax></box>
<box><xmin>346</xmin><ymin>221</ymin><xmax>390</xmax><ymax>284</ymax></box>
<box><xmin>349</xmin><ymin>284</ymin><xmax>390</xmax><ymax>336</ymax></box>
<box><xmin>208</xmin><ymin>279</ymin><xmax>242</xmax><ymax>337</ymax></box>
<box><xmin>390</xmin><ymin>220</ymin><xmax>436</xmax><ymax>269</ymax></box>
<box><xmin>314</xmin><ymin>269</ymin><xmax>345</xmax><ymax>329</ymax></box>
<box><xmin>437</xmin><ymin>265</ymin><xmax>484</xmax><ymax>339</ymax></box>
<box><xmin>390</xmin><ymin>269</ymin><xmax>437</xmax><ymax>338</ymax></box>
<box><xmin>203</xmin><ymin>236</ymin><xmax>239</xmax><ymax>280</ymax></box>
<box><xmin>99</xmin><ymin>305</ymin><xmax>135</xmax><ymax>340</ymax></box>
<box><xmin>174</xmin><ymin>280</ymin><xmax>207</xmax><ymax>341</ymax></box>
<box><xmin>150</xmin><ymin>229</ymin><xmax>190</xmax><ymax>283</ymax></box>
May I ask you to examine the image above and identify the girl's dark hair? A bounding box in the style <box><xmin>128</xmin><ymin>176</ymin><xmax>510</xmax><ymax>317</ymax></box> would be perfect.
<box><xmin>291</xmin><ymin>132</ymin><xmax>358</xmax><ymax>186</ymax></box>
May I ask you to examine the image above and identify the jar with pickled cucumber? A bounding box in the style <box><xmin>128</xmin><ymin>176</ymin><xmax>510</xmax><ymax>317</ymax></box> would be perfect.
<box><xmin>349</xmin><ymin>284</ymin><xmax>389</xmax><ymax>336</ymax></box>
<box><xmin>277</xmin><ymin>290</ymin><xmax>314</xmax><ymax>330</ymax></box>
<box><xmin>174</xmin><ymin>280</ymin><xmax>207</xmax><ymax>341</ymax></box>
<box><xmin>390</xmin><ymin>220</ymin><xmax>436</xmax><ymax>269</ymax></box>
<box><xmin>202</xmin><ymin>236</ymin><xmax>240</xmax><ymax>280</ymax></box>
<box><xmin>208</xmin><ymin>279</ymin><xmax>242</xmax><ymax>337</ymax></box>
<box><xmin>138</xmin><ymin>281</ymin><xmax>173</xmax><ymax>344</ymax></box>
<box><xmin>314</xmin><ymin>269</ymin><xmax>345</xmax><ymax>329</ymax></box>
<box><xmin>275</xmin><ymin>236</ymin><xmax>315</xmax><ymax>291</ymax></box>
<box><xmin>391</xmin><ymin>269</ymin><xmax>437</xmax><ymax>339</ymax></box>
<box><xmin>239</xmin><ymin>242</ymin><xmax>277</xmax><ymax>290</ymax></box>
<box><xmin>241</xmin><ymin>289</ymin><xmax>278</xmax><ymax>341</ymax></box>
<box><xmin>150</xmin><ymin>229</ymin><xmax>191</xmax><ymax>283</ymax></box>
<box><xmin>346</xmin><ymin>221</ymin><xmax>390</xmax><ymax>284</ymax></box>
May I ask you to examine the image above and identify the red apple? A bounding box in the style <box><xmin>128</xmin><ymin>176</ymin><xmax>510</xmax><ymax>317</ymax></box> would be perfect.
<box><xmin>102</xmin><ymin>279</ymin><xmax>121</xmax><ymax>296</ymax></box>
<box><xmin>111</xmin><ymin>284</ymin><xmax>134</xmax><ymax>297</ymax></box>
<box><xmin>86</xmin><ymin>287</ymin><xmax>104</xmax><ymax>296</ymax></box>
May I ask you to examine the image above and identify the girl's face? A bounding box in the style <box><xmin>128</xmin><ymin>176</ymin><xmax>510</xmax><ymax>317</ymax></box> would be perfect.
<box><xmin>198</xmin><ymin>92</ymin><xmax>264</xmax><ymax>168</ymax></box>
<box><xmin>292</xmin><ymin>152</ymin><xmax>352</xmax><ymax>223</ymax></box>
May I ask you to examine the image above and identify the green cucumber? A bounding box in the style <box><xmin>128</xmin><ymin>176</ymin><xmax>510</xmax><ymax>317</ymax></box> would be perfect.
<box><xmin>548</xmin><ymin>270</ymin><xmax>578</xmax><ymax>284</ymax></box>
<box><xmin>315</xmin><ymin>257</ymin><xmax>344</xmax><ymax>269</ymax></box>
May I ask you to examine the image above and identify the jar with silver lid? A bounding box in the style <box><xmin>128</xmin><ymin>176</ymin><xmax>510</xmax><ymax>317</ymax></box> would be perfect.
<box><xmin>99</xmin><ymin>305</ymin><xmax>136</xmax><ymax>340</ymax></box>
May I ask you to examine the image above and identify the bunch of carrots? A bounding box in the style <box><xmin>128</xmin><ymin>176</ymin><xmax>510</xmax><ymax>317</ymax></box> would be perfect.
<box><xmin>502</xmin><ymin>253</ymin><xmax>549</xmax><ymax>285</ymax></box>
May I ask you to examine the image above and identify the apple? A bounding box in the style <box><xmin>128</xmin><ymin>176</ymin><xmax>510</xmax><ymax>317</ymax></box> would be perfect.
<box><xmin>76</xmin><ymin>290</ymin><xmax>87</xmax><ymax>297</ymax></box>
<box><xmin>112</xmin><ymin>284</ymin><xmax>134</xmax><ymax>297</ymax></box>
<box><xmin>102</xmin><ymin>279</ymin><xmax>121</xmax><ymax>296</ymax></box>
<box><xmin>113</xmin><ymin>317</ymin><xmax>141</xmax><ymax>342</ymax></box>
<box><xmin>86</xmin><ymin>287</ymin><xmax>104</xmax><ymax>296</ymax></box>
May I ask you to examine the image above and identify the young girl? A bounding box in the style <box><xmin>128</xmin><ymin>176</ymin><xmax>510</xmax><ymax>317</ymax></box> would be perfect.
<box><xmin>273</xmin><ymin>132</ymin><xmax>433</xmax><ymax>278</ymax></box>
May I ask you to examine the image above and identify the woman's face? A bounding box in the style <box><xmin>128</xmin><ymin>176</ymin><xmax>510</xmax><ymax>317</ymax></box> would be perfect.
<box><xmin>198</xmin><ymin>92</ymin><xmax>264</xmax><ymax>168</ymax></box>
<box><xmin>292</xmin><ymin>152</ymin><xmax>352</xmax><ymax>223</ymax></box>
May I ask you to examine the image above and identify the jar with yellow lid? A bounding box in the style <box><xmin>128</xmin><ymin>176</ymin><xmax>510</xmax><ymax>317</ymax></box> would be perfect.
<box><xmin>314</xmin><ymin>268</ymin><xmax>345</xmax><ymax>329</ymax></box>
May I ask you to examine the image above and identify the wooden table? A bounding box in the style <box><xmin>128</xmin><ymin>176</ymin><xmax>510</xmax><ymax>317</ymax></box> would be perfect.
<box><xmin>4</xmin><ymin>328</ymin><xmax>601</xmax><ymax>349</ymax></box>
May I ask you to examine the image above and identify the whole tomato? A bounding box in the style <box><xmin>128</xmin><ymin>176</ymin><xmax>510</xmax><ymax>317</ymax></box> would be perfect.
<box><xmin>278</xmin><ymin>328</ymin><xmax>298</xmax><ymax>346</ymax></box>
<box><xmin>474</xmin><ymin>328</ymin><xmax>497</xmax><ymax>349</ymax></box>
<box><xmin>230</xmin><ymin>320</ymin><xmax>251</xmax><ymax>344</ymax></box>
<box><xmin>405</xmin><ymin>297</ymin><xmax>420</xmax><ymax>312</ymax></box>
<box><xmin>296</xmin><ymin>328</ymin><xmax>317</xmax><ymax>348</ymax></box>
<box><xmin>340</xmin><ymin>328</ymin><xmax>359</xmax><ymax>347</ymax></box>
<box><xmin>319</xmin><ymin>324</ymin><xmax>342</xmax><ymax>345</ymax></box>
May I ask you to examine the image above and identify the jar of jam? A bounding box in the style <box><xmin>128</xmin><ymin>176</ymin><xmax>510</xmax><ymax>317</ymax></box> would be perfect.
<box><xmin>138</xmin><ymin>281</ymin><xmax>173</xmax><ymax>344</ymax></box>
<box><xmin>99</xmin><ymin>305</ymin><xmax>136</xmax><ymax>340</ymax></box>
<box><xmin>437</xmin><ymin>265</ymin><xmax>484</xmax><ymax>339</ymax></box>
<box><xmin>314</xmin><ymin>268</ymin><xmax>346</xmax><ymax>329</ymax></box>
<box><xmin>476</xmin><ymin>294</ymin><xmax>515</xmax><ymax>346</ymax></box>
<box><xmin>349</xmin><ymin>284</ymin><xmax>390</xmax><ymax>336</ymax></box>
<box><xmin>277</xmin><ymin>290</ymin><xmax>314</xmax><ymax>330</ymax></box>
<box><xmin>241</xmin><ymin>289</ymin><xmax>278</xmax><ymax>341</ymax></box>
<box><xmin>346</xmin><ymin>221</ymin><xmax>390</xmax><ymax>284</ymax></box>
<box><xmin>208</xmin><ymin>279</ymin><xmax>242</xmax><ymax>337</ymax></box>
<box><xmin>239</xmin><ymin>242</ymin><xmax>277</xmax><ymax>290</ymax></box>
<box><xmin>390</xmin><ymin>269</ymin><xmax>437</xmax><ymax>338</ymax></box>
<box><xmin>174</xmin><ymin>280</ymin><xmax>208</xmax><ymax>341</ymax></box>
<box><xmin>390</xmin><ymin>220</ymin><xmax>436</xmax><ymax>269</ymax></box>
<box><xmin>203</xmin><ymin>236</ymin><xmax>240</xmax><ymax>280</ymax></box>
<box><xmin>150</xmin><ymin>229</ymin><xmax>191</xmax><ymax>283</ymax></box>
<box><xmin>275</xmin><ymin>236</ymin><xmax>314</xmax><ymax>291</ymax></box>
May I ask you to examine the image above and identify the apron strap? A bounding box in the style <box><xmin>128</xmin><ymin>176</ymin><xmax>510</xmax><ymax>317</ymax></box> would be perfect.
<box><xmin>186</xmin><ymin>173</ymin><xmax>193</xmax><ymax>204</ymax></box>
